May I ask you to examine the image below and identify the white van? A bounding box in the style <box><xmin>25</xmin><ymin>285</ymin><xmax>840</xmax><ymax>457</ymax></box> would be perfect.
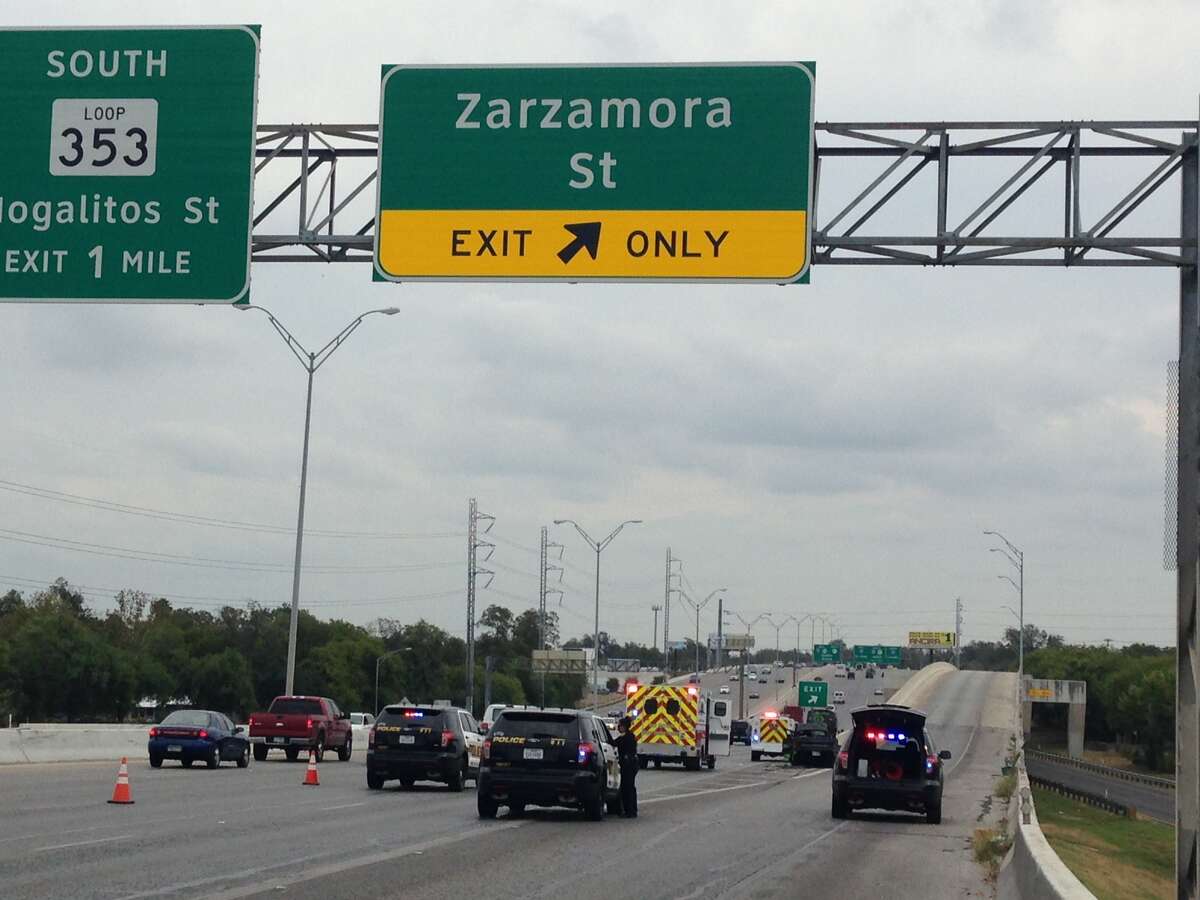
<box><xmin>480</xmin><ymin>702</ymin><xmax>536</xmax><ymax>733</ymax></box>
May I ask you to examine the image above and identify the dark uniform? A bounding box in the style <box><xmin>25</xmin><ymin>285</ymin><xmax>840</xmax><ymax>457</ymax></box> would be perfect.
<box><xmin>612</xmin><ymin>718</ymin><xmax>639</xmax><ymax>817</ymax></box>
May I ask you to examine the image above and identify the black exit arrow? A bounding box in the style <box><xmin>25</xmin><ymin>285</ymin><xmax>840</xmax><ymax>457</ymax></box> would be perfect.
<box><xmin>557</xmin><ymin>221</ymin><xmax>602</xmax><ymax>264</ymax></box>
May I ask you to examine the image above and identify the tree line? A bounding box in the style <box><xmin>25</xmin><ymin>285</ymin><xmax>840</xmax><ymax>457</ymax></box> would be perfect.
<box><xmin>0</xmin><ymin>578</ymin><xmax>595</xmax><ymax>723</ymax></box>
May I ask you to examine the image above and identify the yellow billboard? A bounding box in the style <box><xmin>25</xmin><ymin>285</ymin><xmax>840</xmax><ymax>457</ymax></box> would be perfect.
<box><xmin>907</xmin><ymin>631</ymin><xmax>956</xmax><ymax>648</ymax></box>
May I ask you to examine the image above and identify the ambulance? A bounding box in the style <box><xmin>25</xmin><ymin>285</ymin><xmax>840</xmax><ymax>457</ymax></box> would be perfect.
<box><xmin>623</xmin><ymin>681</ymin><xmax>732</xmax><ymax>771</ymax></box>
<box><xmin>750</xmin><ymin>709</ymin><xmax>795</xmax><ymax>761</ymax></box>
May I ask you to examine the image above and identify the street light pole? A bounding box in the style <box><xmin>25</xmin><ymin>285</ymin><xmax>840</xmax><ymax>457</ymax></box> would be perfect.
<box><xmin>554</xmin><ymin>518</ymin><xmax>642</xmax><ymax>710</ymax></box>
<box><xmin>985</xmin><ymin>530</ymin><xmax>1025</xmax><ymax>682</ymax></box>
<box><xmin>680</xmin><ymin>587</ymin><xmax>727</xmax><ymax>678</ymax></box>
<box><xmin>374</xmin><ymin>646</ymin><xmax>409</xmax><ymax>716</ymax></box>
<box><xmin>239</xmin><ymin>304</ymin><xmax>400</xmax><ymax>696</ymax></box>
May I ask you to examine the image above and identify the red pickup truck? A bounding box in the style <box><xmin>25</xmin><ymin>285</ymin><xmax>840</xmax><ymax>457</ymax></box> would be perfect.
<box><xmin>248</xmin><ymin>695</ymin><xmax>353</xmax><ymax>762</ymax></box>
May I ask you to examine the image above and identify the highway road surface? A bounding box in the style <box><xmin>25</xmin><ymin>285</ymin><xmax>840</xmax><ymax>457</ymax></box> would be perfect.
<box><xmin>1025</xmin><ymin>752</ymin><xmax>1174</xmax><ymax>823</ymax></box>
<box><xmin>1</xmin><ymin>667</ymin><xmax>1011</xmax><ymax>900</ymax></box>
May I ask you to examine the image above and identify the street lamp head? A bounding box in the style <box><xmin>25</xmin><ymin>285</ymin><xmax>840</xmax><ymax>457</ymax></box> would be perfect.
<box><xmin>553</xmin><ymin>519</ymin><xmax>569</xmax><ymax>525</ymax></box>
<box><xmin>380</xmin><ymin>307</ymin><xmax>401</xmax><ymax>315</ymax></box>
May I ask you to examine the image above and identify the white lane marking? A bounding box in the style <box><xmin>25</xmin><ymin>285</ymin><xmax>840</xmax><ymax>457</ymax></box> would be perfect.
<box><xmin>641</xmin><ymin>780</ymin><xmax>769</xmax><ymax>804</ymax></box>
<box><xmin>791</xmin><ymin>769</ymin><xmax>828</xmax><ymax>780</ymax></box>
<box><xmin>318</xmin><ymin>801</ymin><xmax>367</xmax><ymax>812</ymax></box>
<box><xmin>175</xmin><ymin>822</ymin><xmax>525</xmax><ymax>900</ymax></box>
<box><xmin>947</xmin><ymin>725</ymin><xmax>979</xmax><ymax>775</ymax></box>
<box><xmin>34</xmin><ymin>834</ymin><xmax>133</xmax><ymax>853</ymax></box>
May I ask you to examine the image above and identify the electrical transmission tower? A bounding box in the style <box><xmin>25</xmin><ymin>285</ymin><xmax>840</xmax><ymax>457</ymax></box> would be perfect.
<box><xmin>465</xmin><ymin>498</ymin><xmax>494</xmax><ymax>715</ymax></box>
<box><xmin>663</xmin><ymin>548</ymin><xmax>682</xmax><ymax>671</ymax></box>
<box><xmin>538</xmin><ymin>526</ymin><xmax>564</xmax><ymax>650</ymax></box>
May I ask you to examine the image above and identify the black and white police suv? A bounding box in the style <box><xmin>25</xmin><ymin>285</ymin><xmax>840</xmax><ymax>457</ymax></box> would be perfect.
<box><xmin>831</xmin><ymin>704</ymin><xmax>951</xmax><ymax>824</ymax></box>
<box><xmin>366</xmin><ymin>704</ymin><xmax>483</xmax><ymax>791</ymax></box>
<box><xmin>477</xmin><ymin>708</ymin><xmax>622</xmax><ymax>820</ymax></box>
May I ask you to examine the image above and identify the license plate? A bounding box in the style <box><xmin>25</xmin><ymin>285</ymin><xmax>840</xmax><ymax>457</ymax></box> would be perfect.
<box><xmin>396</xmin><ymin>735</ymin><xmax>415</xmax><ymax>745</ymax></box>
<box><xmin>811</xmin><ymin>750</ymin><xmax>821</xmax><ymax>757</ymax></box>
<box><xmin>523</xmin><ymin>748</ymin><xmax>543</xmax><ymax>760</ymax></box>
<box><xmin>270</xmin><ymin>736</ymin><xmax>284</xmax><ymax>744</ymax></box>
<box><xmin>167</xmin><ymin>744</ymin><xmax>182</xmax><ymax>752</ymax></box>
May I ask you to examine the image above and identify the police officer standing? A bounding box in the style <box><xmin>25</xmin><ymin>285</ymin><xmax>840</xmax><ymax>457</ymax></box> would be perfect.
<box><xmin>612</xmin><ymin>716</ymin><xmax>639</xmax><ymax>818</ymax></box>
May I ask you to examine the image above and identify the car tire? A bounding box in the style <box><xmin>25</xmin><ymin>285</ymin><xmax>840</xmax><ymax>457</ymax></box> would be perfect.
<box><xmin>927</xmin><ymin>801</ymin><xmax>942</xmax><ymax>825</ymax></box>
<box><xmin>706</xmin><ymin>755</ymin><xmax>716</xmax><ymax>770</ymax></box>
<box><xmin>181</xmin><ymin>758</ymin><xmax>194</xmax><ymax>768</ymax></box>
<box><xmin>337</xmin><ymin>736</ymin><xmax>352</xmax><ymax>761</ymax></box>
<box><xmin>831</xmin><ymin>793</ymin><xmax>848</xmax><ymax>819</ymax></box>
<box><xmin>313</xmin><ymin>734</ymin><xmax>325</xmax><ymax>764</ymax></box>
<box><xmin>236</xmin><ymin>744</ymin><xmax>250</xmax><ymax>768</ymax></box>
<box><xmin>207</xmin><ymin>745</ymin><xmax>220</xmax><ymax>769</ymax></box>
<box><xmin>510</xmin><ymin>801</ymin><xmax>527</xmax><ymax>818</ymax></box>
<box><xmin>285</xmin><ymin>748</ymin><xmax>299</xmax><ymax>763</ymax></box>
<box><xmin>253</xmin><ymin>744</ymin><xmax>268</xmax><ymax>762</ymax></box>
<box><xmin>367</xmin><ymin>771</ymin><xmax>385</xmax><ymax>790</ymax></box>
<box><xmin>751</xmin><ymin>751</ymin><xmax>762</xmax><ymax>762</ymax></box>
<box><xmin>584</xmin><ymin>787</ymin><xmax>605</xmax><ymax>821</ymax></box>
<box><xmin>477</xmin><ymin>793</ymin><xmax>498</xmax><ymax>819</ymax></box>
<box><xmin>149</xmin><ymin>754</ymin><xmax>163</xmax><ymax>768</ymax></box>
<box><xmin>447</xmin><ymin>757</ymin><xmax>466</xmax><ymax>792</ymax></box>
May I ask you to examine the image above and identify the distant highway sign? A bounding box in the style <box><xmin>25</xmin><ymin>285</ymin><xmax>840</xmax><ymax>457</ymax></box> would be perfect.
<box><xmin>374</xmin><ymin>62</ymin><xmax>815</xmax><ymax>284</ymax></box>
<box><xmin>813</xmin><ymin>643</ymin><xmax>840</xmax><ymax>664</ymax></box>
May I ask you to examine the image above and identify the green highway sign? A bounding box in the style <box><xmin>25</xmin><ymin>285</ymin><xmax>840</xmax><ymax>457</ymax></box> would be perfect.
<box><xmin>852</xmin><ymin>644</ymin><xmax>903</xmax><ymax>664</ymax></box>
<box><xmin>375</xmin><ymin>62</ymin><xmax>815</xmax><ymax>283</ymax></box>
<box><xmin>799</xmin><ymin>680</ymin><xmax>829</xmax><ymax>708</ymax></box>
<box><xmin>813</xmin><ymin>643</ymin><xmax>840</xmax><ymax>664</ymax></box>
<box><xmin>0</xmin><ymin>27</ymin><xmax>259</xmax><ymax>302</ymax></box>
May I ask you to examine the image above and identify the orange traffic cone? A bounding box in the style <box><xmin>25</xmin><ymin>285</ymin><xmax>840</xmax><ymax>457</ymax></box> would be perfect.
<box><xmin>302</xmin><ymin>750</ymin><xmax>320</xmax><ymax>786</ymax></box>
<box><xmin>108</xmin><ymin>757</ymin><xmax>134</xmax><ymax>805</ymax></box>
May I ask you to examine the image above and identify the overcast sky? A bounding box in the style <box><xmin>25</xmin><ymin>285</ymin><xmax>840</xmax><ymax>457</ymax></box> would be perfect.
<box><xmin>1</xmin><ymin>1</ymin><xmax>1196</xmax><ymax>653</ymax></box>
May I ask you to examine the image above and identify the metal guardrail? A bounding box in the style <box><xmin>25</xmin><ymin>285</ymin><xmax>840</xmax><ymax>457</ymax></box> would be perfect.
<box><xmin>1025</xmin><ymin>748</ymin><xmax>1176</xmax><ymax>791</ymax></box>
<box><xmin>1028</xmin><ymin>774</ymin><xmax>1131</xmax><ymax>818</ymax></box>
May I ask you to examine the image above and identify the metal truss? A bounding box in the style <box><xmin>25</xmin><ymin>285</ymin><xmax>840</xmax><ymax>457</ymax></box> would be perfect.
<box><xmin>251</xmin><ymin>120</ymin><xmax>1198</xmax><ymax>267</ymax></box>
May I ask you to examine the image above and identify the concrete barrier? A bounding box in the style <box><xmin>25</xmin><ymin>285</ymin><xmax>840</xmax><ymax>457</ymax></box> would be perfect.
<box><xmin>886</xmin><ymin>661</ymin><xmax>956</xmax><ymax>709</ymax></box>
<box><xmin>997</xmin><ymin>764</ymin><xmax>1097</xmax><ymax>900</ymax></box>
<box><xmin>996</xmin><ymin>675</ymin><xmax>1097</xmax><ymax>900</ymax></box>
<box><xmin>0</xmin><ymin>724</ymin><xmax>149</xmax><ymax>765</ymax></box>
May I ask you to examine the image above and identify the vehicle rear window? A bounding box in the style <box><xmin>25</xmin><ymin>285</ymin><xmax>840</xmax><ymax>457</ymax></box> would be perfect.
<box><xmin>161</xmin><ymin>710</ymin><xmax>209</xmax><ymax>727</ymax></box>
<box><xmin>492</xmin><ymin>712</ymin><xmax>578</xmax><ymax>739</ymax></box>
<box><xmin>378</xmin><ymin>707</ymin><xmax>446</xmax><ymax>727</ymax></box>
<box><xmin>268</xmin><ymin>698</ymin><xmax>324</xmax><ymax>716</ymax></box>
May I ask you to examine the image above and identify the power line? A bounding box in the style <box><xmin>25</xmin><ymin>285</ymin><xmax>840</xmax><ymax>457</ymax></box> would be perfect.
<box><xmin>0</xmin><ymin>477</ymin><xmax>463</xmax><ymax>540</ymax></box>
<box><xmin>0</xmin><ymin>526</ymin><xmax>458</xmax><ymax>574</ymax></box>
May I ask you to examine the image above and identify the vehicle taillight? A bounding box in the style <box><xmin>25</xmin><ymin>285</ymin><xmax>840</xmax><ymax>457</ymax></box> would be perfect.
<box><xmin>479</xmin><ymin>721</ymin><xmax>490</xmax><ymax>733</ymax></box>
<box><xmin>577</xmin><ymin>741</ymin><xmax>595</xmax><ymax>764</ymax></box>
<box><xmin>368</xmin><ymin>726</ymin><xmax>376</xmax><ymax>748</ymax></box>
<box><xmin>306</xmin><ymin>718</ymin><xmax>313</xmax><ymax>731</ymax></box>
<box><xmin>441</xmin><ymin>729</ymin><xmax>455</xmax><ymax>748</ymax></box>
<box><xmin>149</xmin><ymin>726</ymin><xmax>159</xmax><ymax>738</ymax></box>
<box><xmin>198</xmin><ymin>729</ymin><xmax>209</xmax><ymax>740</ymax></box>
<box><xmin>926</xmin><ymin>754</ymin><xmax>938</xmax><ymax>774</ymax></box>
<box><xmin>837</xmin><ymin>751</ymin><xmax>849</xmax><ymax>770</ymax></box>
<box><xmin>248</xmin><ymin>717</ymin><xmax>255</xmax><ymax>728</ymax></box>
<box><xmin>482</xmin><ymin>738</ymin><xmax>491</xmax><ymax>760</ymax></box>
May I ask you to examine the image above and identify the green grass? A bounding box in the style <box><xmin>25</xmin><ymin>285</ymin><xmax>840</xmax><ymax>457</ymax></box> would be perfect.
<box><xmin>1032</xmin><ymin>786</ymin><xmax>1174</xmax><ymax>900</ymax></box>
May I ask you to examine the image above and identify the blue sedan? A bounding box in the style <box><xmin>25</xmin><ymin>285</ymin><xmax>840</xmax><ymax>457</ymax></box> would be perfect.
<box><xmin>148</xmin><ymin>709</ymin><xmax>250</xmax><ymax>769</ymax></box>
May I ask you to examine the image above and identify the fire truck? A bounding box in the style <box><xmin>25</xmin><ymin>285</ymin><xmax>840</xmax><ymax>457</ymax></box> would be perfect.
<box><xmin>623</xmin><ymin>681</ymin><xmax>731</xmax><ymax>771</ymax></box>
<box><xmin>749</xmin><ymin>709</ymin><xmax>796</xmax><ymax>761</ymax></box>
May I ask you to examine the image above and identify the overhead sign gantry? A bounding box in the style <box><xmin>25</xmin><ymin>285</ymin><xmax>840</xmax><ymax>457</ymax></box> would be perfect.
<box><xmin>373</xmin><ymin>62</ymin><xmax>815</xmax><ymax>283</ymax></box>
